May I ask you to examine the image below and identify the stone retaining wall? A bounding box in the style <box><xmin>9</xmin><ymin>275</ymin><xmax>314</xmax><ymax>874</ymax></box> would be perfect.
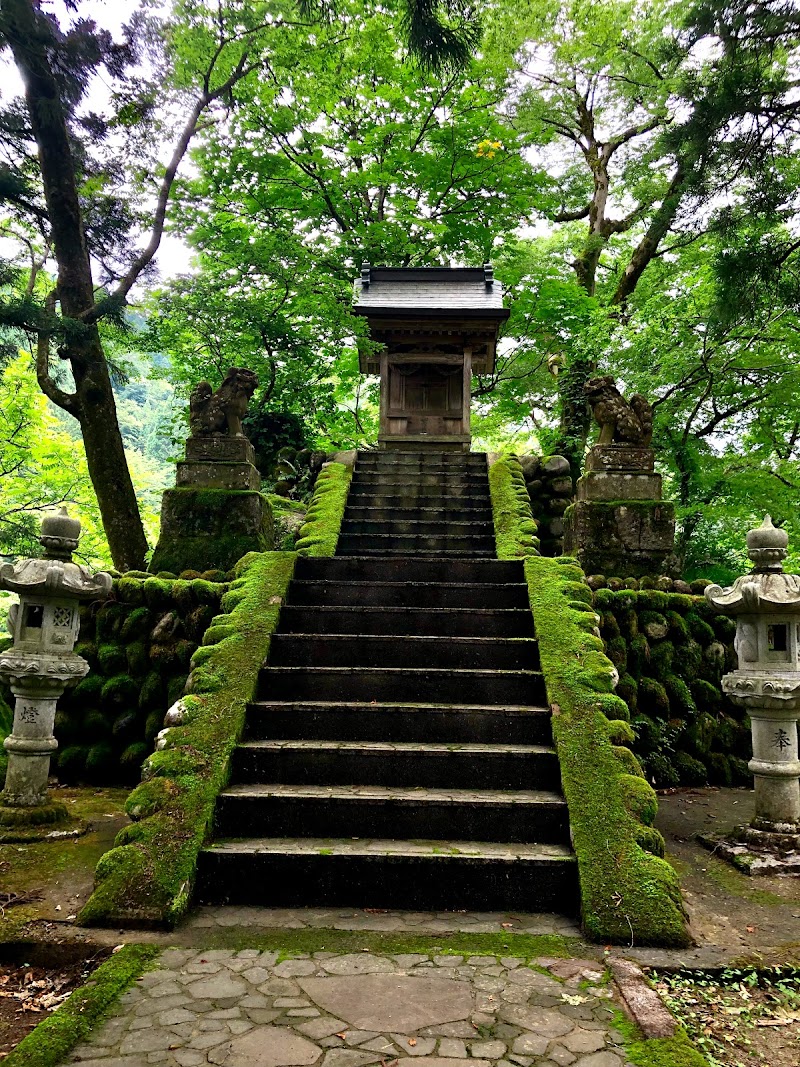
<box><xmin>519</xmin><ymin>456</ymin><xmax>573</xmax><ymax>556</ymax></box>
<box><xmin>595</xmin><ymin>586</ymin><xmax>751</xmax><ymax>789</ymax></box>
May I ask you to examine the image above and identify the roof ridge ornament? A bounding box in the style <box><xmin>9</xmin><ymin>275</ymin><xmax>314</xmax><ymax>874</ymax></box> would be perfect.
<box><xmin>361</xmin><ymin>262</ymin><xmax>371</xmax><ymax>288</ymax></box>
<box><xmin>483</xmin><ymin>262</ymin><xmax>494</xmax><ymax>287</ymax></box>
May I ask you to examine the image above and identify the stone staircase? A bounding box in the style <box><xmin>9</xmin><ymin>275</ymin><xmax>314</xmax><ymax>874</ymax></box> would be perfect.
<box><xmin>196</xmin><ymin>451</ymin><xmax>578</xmax><ymax>914</ymax></box>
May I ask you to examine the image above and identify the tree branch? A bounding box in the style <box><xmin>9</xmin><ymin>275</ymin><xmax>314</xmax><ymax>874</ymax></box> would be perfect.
<box><xmin>36</xmin><ymin>292</ymin><xmax>79</xmax><ymax>416</ymax></box>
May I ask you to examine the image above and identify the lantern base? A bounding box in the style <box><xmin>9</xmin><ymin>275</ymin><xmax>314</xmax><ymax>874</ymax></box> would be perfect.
<box><xmin>0</xmin><ymin>796</ymin><xmax>68</xmax><ymax>826</ymax></box>
<box><xmin>0</xmin><ymin>799</ymin><xmax>88</xmax><ymax>842</ymax></box>
<box><xmin>698</xmin><ymin>822</ymin><xmax>800</xmax><ymax>876</ymax></box>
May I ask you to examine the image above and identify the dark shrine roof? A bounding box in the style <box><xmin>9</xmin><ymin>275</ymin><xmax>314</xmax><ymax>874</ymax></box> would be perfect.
<box><xmin>353</xmin><ymin>264</ymin><xmax>508</xmax><ymax>320</ymax></box>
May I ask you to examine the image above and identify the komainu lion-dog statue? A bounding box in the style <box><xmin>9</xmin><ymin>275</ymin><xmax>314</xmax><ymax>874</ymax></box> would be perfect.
<box><xmin>189</xmin><ymin>367</ymin><xmax>259</xmax><ymax>438</ymax></box>
<box><xmin>584</xmin><ymin>375</ymin><xmax>654</xmax><ymax>446</ymax></box>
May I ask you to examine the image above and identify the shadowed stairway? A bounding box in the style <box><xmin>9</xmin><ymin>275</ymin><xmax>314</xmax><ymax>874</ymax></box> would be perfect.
<box><xmin>196</xmin><ymin>451</ymin><xmax>578</xmax><ymax>913</ymax></box>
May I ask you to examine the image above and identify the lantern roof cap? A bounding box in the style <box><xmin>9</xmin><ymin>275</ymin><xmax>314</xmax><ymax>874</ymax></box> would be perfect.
<box><xmin>706</xmin><ymin>517</ymin><xmax>800</xmax><ymax>614</ymax></box>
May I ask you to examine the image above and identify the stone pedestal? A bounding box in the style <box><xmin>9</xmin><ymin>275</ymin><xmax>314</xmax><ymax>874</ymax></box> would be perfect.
<box><xmin>150</xmin><ymin>436</ymin><xmax>272</xmax><ymax>575</ymax></box>
<box><xmin>1</xmin><ymin>660</ymin><xmax>86</xmax><ymax>812</ymax></box>
<box><xmin>564</xmin><ymin>445</ymin><xmax>676</xmax><ymax>577</ymax></box>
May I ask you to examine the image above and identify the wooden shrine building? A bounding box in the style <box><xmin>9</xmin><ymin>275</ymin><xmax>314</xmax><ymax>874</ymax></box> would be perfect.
<box><xmin>353</xmin><ymin>264</ymin><xmax>509</xmax><ymax>451</ymax></box>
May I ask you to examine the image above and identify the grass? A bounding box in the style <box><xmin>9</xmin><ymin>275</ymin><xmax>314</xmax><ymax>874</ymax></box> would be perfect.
<box><xmin>179</xmin><ymin>928</ymin><xmax>582</xmax><ymax>958</ymax></box>
<box><xmin>2</xmin><ymin>944</ymin><xmax>160</xmax><ymax>1067</ymax></box>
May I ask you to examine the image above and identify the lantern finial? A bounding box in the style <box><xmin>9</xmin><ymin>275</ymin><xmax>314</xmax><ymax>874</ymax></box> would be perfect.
<box><xmin>746</xmin><ymin>515</ymin><xmax>788</xmax><ymax>572</ymax></box>
<box><xmin>39</xmin><ymin>508</ymin><xmax>81</xmax><ymax>561</ymax></box>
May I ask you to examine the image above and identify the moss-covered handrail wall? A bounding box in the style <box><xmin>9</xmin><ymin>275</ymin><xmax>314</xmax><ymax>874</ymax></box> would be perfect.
<box><xmin>79</xmin><ymin>550</ymin><xmax>297</xmax><ymax>928</ymax></box>
<box><xmin>2</xmin><ymin>944</ymin><xmax>160</xmax><ymax>1067</ymax></box>
<box><xmin>525</xmin><ymin>554</ymin><xmax>690</xmax><ymax>946</ymax></box>
<box><xmin>488</xmin><ymin>454</ymin><xmax>540</xmax><ymax>559</ymax></box>
<box><xmin>295</xmin><ymin>461</ymin><xmax>353</xmax><ymax>556</ymax></box>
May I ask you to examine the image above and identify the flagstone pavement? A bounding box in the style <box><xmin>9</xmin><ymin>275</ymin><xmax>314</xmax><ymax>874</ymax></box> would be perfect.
<box><xmin>69</xmin><ymin>949</ymin><xmax>634</xmax><ymax>1067</ymax></box>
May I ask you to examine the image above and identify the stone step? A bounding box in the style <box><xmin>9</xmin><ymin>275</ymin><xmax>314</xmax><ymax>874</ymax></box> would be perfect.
<box><xmin>356</xmin><ymin>460</ymin><xmax>488</xmax><ymax>473</ymax></box>
<box><xmin>268</xmin><ymin>634</ymin><xmax>540</xmax><ymax>670</ymax></box>
<box><xmin>346</xmin><ymin>493</ymin><xmax>491</xmax><ymax>510</ymax></box>
<box><xmin>213</xmin><ymin>783</ymin><xmax>570</xmax><ymax>843</ymax></box>
<box><xmin>348</xmin><ymin>483</ymin><xmax>490</xmax><ymax>500</ymax></box>
<box><xmin>258</xmin><ymin>666</ymin><xmax>546</xmax><ymax>704</ymax></box>
<box><xmin>245</xmin><ymin>701</ymin><xmax>553</xmax><ymax>744</ymax></box>
<box><xmin>343</xmin><ymin>505</ymin><xmax>494</xmax><ymax>523</ymax></box>
<box><xmin>349</xmin><ymin>474</ymin><xmax>488</xmax><ymax>490</ymax></box>
<box><xmin>337</xmin><ymin>549</ymin><xmax>498</xmax><ymax>558</ymax></box>
<box><xmin>356</xmin><ymin>451</ymin><xmax>487</xmax><ymax>465</ymax></box>
<box><xmin>195</xmin><ymin>837</ymin><xmax>578</xmax><ymax>911</ymax></box>
<box><xmin>336</xmin><ymin>533</ymin><xmax>496</xmax><ymax>555</ymax></box>
<box><xmin>295</xmin><ymin>556</ymin><xmax>523</xmax><ymax>583</ymax></box>
<box><xmin>277</xmin><ymin>606</ymin><xmax>535</xmax><ymax>637</ymax></box>
<box><xmin>340</xmin><ymin>518</ymin><xmax>494</xmax><ymax>537</ymax></box>
<box><xmin>287</xmin><ymin>580</ymin><xmax>529</xmax><ymax>609</ymax></box>
<box><xmin>230</xmin><ymin>739</ymin><xmax>561</xmax><ymax>790</ymax></box>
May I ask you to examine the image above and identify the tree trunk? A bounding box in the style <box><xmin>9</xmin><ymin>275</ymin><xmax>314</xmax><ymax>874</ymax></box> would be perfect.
<box><xmin>1</xmin><ymin>0</ymin><xmax>148</xmax><ymax>570</ymax></box>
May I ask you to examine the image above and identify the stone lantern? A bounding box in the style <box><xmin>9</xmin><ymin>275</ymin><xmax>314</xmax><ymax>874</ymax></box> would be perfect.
<box><xmin>705</xmin><ymin>516</ymin><xmax>800</xmax><ymax>859</ymax></box>
<box><xmin>0</xmin><ymin>510</ymin><xmax>111</xmax><ymax>825</ymax></box>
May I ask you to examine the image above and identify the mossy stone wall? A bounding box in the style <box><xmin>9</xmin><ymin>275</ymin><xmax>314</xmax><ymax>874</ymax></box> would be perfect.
<box><xmin>0</xmin><ymin>575</ymin><xmax>227</xmax><ymax>786</ymax></box>
<box><xmin>594</xmin><ymin>586</ymin><xmax>749</xmax><ymax>789</ymax></box>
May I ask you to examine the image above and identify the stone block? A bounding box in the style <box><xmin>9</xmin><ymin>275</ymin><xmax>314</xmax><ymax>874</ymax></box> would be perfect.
<box><xmin>585</xmin><ymin>445</ymin><xmax>654</xmax><ymax>473</ymax></box>
<box><xmin>563</xmin><ymin>500</ymin><xmax>676</xmax><ymax>578</ymax></box>
<box><xmin>577</xmin><ymin>472</ymin><xmax>662</xmax><ymax>502</ymax></box>
<box><xmin>185</xmin><ymin>437</ymin><xmax>256</xmax><ymax>464</ymax></box>
<box><xmin>149</xmin><ymin>489</ymin><xmax>273</xmax><ymax>575</ymax></box>
<box><xmin>176</xmin><ymin>461</ymin><xmax>261</xmax><ymax>491</ymax></box>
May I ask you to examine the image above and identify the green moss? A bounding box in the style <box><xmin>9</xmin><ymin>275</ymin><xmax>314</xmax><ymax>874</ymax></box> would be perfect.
<box><xmin>645</xmin><ymin>752</ymin><xmax>681</xmax><ymax>789</ymax></box>
<box><xmin>81</xmin><ymin>551</ymin><xmax>298</xmax><ymax>928</ymax></box>
<box><xmin>648</xmin><ymin>641</ymin><xmax>675</xmax><ymax>681</ymax></box>
<box><xmin>97</xmin><ymin>643</ymin><xmax>127</xmax><ymax>674</ymax></box>
<box><xmin>523</xmin><ymin>555</ymin><xmax>689</xmax><ymax>947</ymax></box>
<box><xmin>56</xmin><ymin>745</ymin><xmax>87</xmax><ymax>780</ymax></box>
<box><xmin>674</xmin><ymin>751</ymin><xmax>708</xmax><ymax>786</ymax></box>
<box><xmin>666</xmin><ymin>610</ymin><xmax>689</xmax><ymax>642</ymax></box>
<box><xmin>2</xmin><ymin>944</ymin><xmax>160</xmax><ymax>1067</ymax></box>
<box><xmin>138</xmin><ymin>670</ymin><xmax>164</xmax><ymax>711</ymax></box>
<box><xmin>119</xmin><ymin>606</ymin><xmax>153</xmax><ymax>641</ymax></box>
<box><xmin>82</xmin><ymin>710</ymin><xmax>112</xmax><ymax>742</ymax></box>
<box><xmin>115</xmin><ymin>576</ymin><xmax>146</xmax><ymax>606</ymax></box>
<box><xmin>708</xmin><ymin>751</ymin><xmax>733</xmax><ymax>786</ymax></box>
<box><xmin>610</xmin><ymin>1007</ymin><xmax>709</xmax><ymax>1067</ymax></box>
<box><xmin>628</xmin><ymin>634</ymin><xmax>650</xmax><ymax>676</ymax></box>
<box><xmin>101</xmin><ymin>674</ymin><xmax>139</xmax><ymax>709</ymax></box>
<box><xmin>73</xmin><ymin>673</ymin><xmax>104</xmax><ymax>702</ymax></box>
<box><xmin>295</xmin><ymin>463</ymin><xmax>352</xmax><ymax>557</ymax></box>
<box><xmin>125</xmin><ymin>641</ymin><xmax>148</xmax><ymax>676</ymax></box>
<box><xmin>489</xmin><ymin>455</ymin><xmax>540</xmax><ymax>559</ymax></box>
<box><xmin>686</xmin><ymin>613</ymin><xmax>715</xmax><ymax>644</ymax></box>
<box><xmin>665</xmin><ymin>676</ymin><xmax>697</xmax><ymax>718</ymax></box>
<box><xmin>616</xmin><ymin>673</ymin><xmax>638</xmax><ymax>713</ymax></box>
<box><xmin>95</xmin><ymin>602</ymin><xmax>127</xmax><ymax>641</ymax></box>
<box><xmin>86</xmin><ymin>742</ymin><xmax>115</xmax><ymax>778</ymax></box>
<box><xmin>73</xmin><ymin>640</ymin><xmax>98</xmax><ymax>670</ymax></box>
<box><xmin>691</xmin><ymin>678</ymin><xmax>721</xmax><ymax>712</ymax></box>
<box><xmin>638</xmin><ymin>677</ymin><xmax>669</xmax><ymax>715</ymax></box>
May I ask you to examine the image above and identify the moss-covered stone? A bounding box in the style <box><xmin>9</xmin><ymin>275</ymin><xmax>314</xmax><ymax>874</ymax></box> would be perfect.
<box><xmin>119</xmin><ymin>607</ymin><xmax>152</xmax><ymax>641</ymax></box>
<box><xmin>125</xmin><ymin>641</ymin><xmax>148</xmax><ymax>676</ymax></box>
<box><xmin>648</xmin><ymin>641</ymin><xmax>674</xmax><ymax>679</ymax></box>
<box><xmin>674</xmin><ymin>751</ymin><xmax>708</xmax><ymax>785</ymax></box>
<box><xmin>81</xmin><ymin>550</ymin><xmax>298</xmax><ymax>928</ymax></box>
<box><xmin>686</xmin><ymin>613</ymin><xmax>715</xmax><ymax>644</ymax></box>
<box><xmin>101</xmin><ymin>674</ymin><xmax>139</xmax><ymax>710</ymax></box>
<box><xmin>96</xmin><ymin>602</ymin><xmax>127</xmax><ymax>641</ymax></box>
<box><xmin>138</xmin><ymin>671</ymin><xmax>164</xmax><ymax>711</ymax></box>
<box><xmin>523</xmin><ymin>555</ymin><xmax>688</xmax><ymax>947</ymax></box>
<box><xmin>97</xmin><ymin>643</ymin><xmax>127</xmax><ymax>675</ymax></box>
<box><xmin>638</xmin><ymin>677</ymin><xmax>669</xmax><ymax>715</ymax></box>
<box><xmin>295</xmin><ymin>464</ymin><xmax>352</xmax><ymax>557</ymax></box>
<box><xmin>489</xmin><ymin>455</ymin><xmax>540</xmax><ymax>559</ymax></box>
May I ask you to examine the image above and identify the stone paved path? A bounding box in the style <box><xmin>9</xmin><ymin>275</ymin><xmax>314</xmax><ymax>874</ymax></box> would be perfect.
<box><xmin>71</xmin><ymin>950</ymin><xmax>634</xmax><ymax>1067</ymax></box>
